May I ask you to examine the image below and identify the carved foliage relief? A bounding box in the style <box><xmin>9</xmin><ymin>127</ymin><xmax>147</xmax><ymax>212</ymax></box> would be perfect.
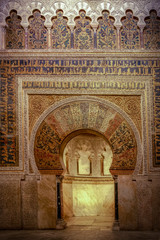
<box><xmin>144</xmin><ymin>10</ymin><xmax>160</xmax><ymax>50</ymax></box>
<box><xmin>97</xmin><ymin>10</ymin><xmax>117</xmax><ymax>49</ymax></box>
<box><xmin>28</xmin><ymin>9</ymin><xmax>47</xmax><ymax>49</ymax></box>
<box><xmin>51</xmin><ymin>10</ymin><xmax>71</xmax><ymax>49</ymax></box>
<box><xmin>74</xmin><ymin>10</ymin><xmax>94</xmax><ymax>49</ymax></box>
<box><xmin>120</xmin><ymin>10</ymin><xmax>140</xmax><ymax>49</ymax></box>
<box><xmin>34</xmin><ymin>100</ymin><xmax>137</xmax><ymax>171</ymax></box>
<box><xmin>5</xmin><ymin>10</ymin><xmax>25</xmax><ymax>49</ymax></box>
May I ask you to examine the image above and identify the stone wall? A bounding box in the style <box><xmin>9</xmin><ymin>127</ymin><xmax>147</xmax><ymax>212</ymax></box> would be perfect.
<box><xmin>0</xmin><ymin>174</ymin><xmax>159</xmax><ymax>230</ymax></box>
<box><xmin>0</xmin><ymin>175</ymin><xmax>57</xmax><ymax>230</ymax></box>
<box><xmin>118</xmin><ymin>175</ymin><xmax>160</xmax><ymax>231</ymax></box>
<box><xmin>0</xmin><ymin>1</ymin><xmax>160</xmax><ymax>230</ymax></box>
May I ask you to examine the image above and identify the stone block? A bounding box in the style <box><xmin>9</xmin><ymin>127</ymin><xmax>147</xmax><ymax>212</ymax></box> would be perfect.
<box><xmin>62</xmin><ymin>181</ymin><xmax>73</xmax><ymax>218</ymax></box>
<box><xmin>72</xmin><ymin>181</ymin><xmax>114</xmax><ymax>217</ymax></box>
<box><xmin>118</xmin><ymin>175</ymin><xmax>137</xmax><ymax>230</ymax></box>
<box><xmin>0</xmin><ymin>179</ymin><xmax>21</xmax><ymax>229</ymax></box>
<box><xmin>152</xmin><ymin>177</ymin><xmax>160</xmax><ymax>230</ymax></box>
<box><xmin>136</xmin><ymin>178</ymin><xmax>152</xmax><ymax>230</ymax></box>
<box><xmin>21</xmin><ymin>176</ymin><xmax>38</xmax><ymax>229</ymax></box>
<box><xmin>38</xmin><ymin>174</ymin><xmax>56</xmax><ymax>229</ymax></box>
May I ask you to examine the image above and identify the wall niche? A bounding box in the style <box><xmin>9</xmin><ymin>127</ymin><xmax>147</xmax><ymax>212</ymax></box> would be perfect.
<box><xmin>62</xmin><ymin>133</ymin><xmax>114</xmax><ymax>218</ymax></box>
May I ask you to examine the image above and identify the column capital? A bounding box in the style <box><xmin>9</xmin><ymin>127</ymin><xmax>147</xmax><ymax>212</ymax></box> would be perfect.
<box><xmin>113</xmin><ymin>175</ymin><xmax>118</xmax><ymax>182</ymax></box>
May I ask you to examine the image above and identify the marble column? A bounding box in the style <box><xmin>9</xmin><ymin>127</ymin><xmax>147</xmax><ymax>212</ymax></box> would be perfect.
<box><xmin>92</xmin><ymin>25</ymin><xmax>97</xmax><ymax>49</ymax></box>
<box><xmin>116</xmin><ymin>26</ymin><xmax>121</xmax><ymax>49</ymax></box>
<box><xmin>112</xmin><ymin>175</ymin><xmax>120</xmax><ymax>231</ymax></box>
<box><xmin>24</xmin><ymin>27</ymin><xmax>28</xmax><ymax>49</ymax></box>
<box><xmin>56</xmin><ymin>176</ymin><xmax>67</xmax><ymax>229</ymax></box>
<box><xmin>0</xmin><ymin>26</ymin><xmax>5</xmax><ymax>49</ymax></box>
<box><xmin>48</xmin><ymin>26</ymin><xmax>52</xmax><ymax>49</ymax></box>
<box><xmin>139</xmin><ymin>26</ymin><xmax>145</xmax><ymax>49</ymax></box>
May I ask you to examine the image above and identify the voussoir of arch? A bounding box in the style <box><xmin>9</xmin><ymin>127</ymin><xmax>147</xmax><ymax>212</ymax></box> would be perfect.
<box><xmin>29</xmin><ymin>96</ymin><xmax>142</xmax><ymax>176</ymax></box>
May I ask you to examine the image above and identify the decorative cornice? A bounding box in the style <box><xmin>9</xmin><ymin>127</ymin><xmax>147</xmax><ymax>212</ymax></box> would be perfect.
<box><xmin>0</xmin><ymin>0</ymin><xmax>159</xmax><ymax>27</ymax></box>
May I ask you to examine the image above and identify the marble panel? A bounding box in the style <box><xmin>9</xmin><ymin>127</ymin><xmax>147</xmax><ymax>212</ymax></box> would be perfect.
<box><xmin>38</xmin><ymin>174</ymin><xmax>56</xmax><ymax>229</ymax></box>
<box><xmin>152</xmin><ymin>177</ymin><xmax>160</xmax><ymax>230</ymax></box>
<box><xmin>0</xmin><ymin>179</ymin><xmax>21</xmax><ymax>229</ymax></box>
<box><xmin>118</xmin><ymin>175</ymin><xmax>137</xmax><ymax>230</ymax></box>
<box><xmin>72</xmin><ymin>181</ymin><xmax>114</xmax><ymax>217</ymax></box>
<box><xmin>62</xmin><ymin>182</ymin><xmax>73</xmax><ymax>218</ymax></box>
<box><xmin>136</xmin><ymin>178</ymin><xmax>152</xmax><ymax>230</ymax></box>
<box><xmin>21</xmin><ymin>176</ymin><xmax>38</xmax><ymax>229</ymax></box>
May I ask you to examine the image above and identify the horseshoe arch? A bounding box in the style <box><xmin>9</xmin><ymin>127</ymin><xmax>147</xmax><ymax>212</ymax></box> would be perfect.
<box><xmin>29</xmin><ymin>96</ymin><xmax>142</xmax><ymax>176</ymax></box>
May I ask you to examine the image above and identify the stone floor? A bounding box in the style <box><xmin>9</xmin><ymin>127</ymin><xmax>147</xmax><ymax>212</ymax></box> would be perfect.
<box><xmin>66</xmin><ymin>216</ymin><xmax>114</xmax><ymax>230</ymax></box>
<box><xmin>0</xmin><ymin>216</ymin><xmax>160</xmax><ymax>240</ymax></box>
